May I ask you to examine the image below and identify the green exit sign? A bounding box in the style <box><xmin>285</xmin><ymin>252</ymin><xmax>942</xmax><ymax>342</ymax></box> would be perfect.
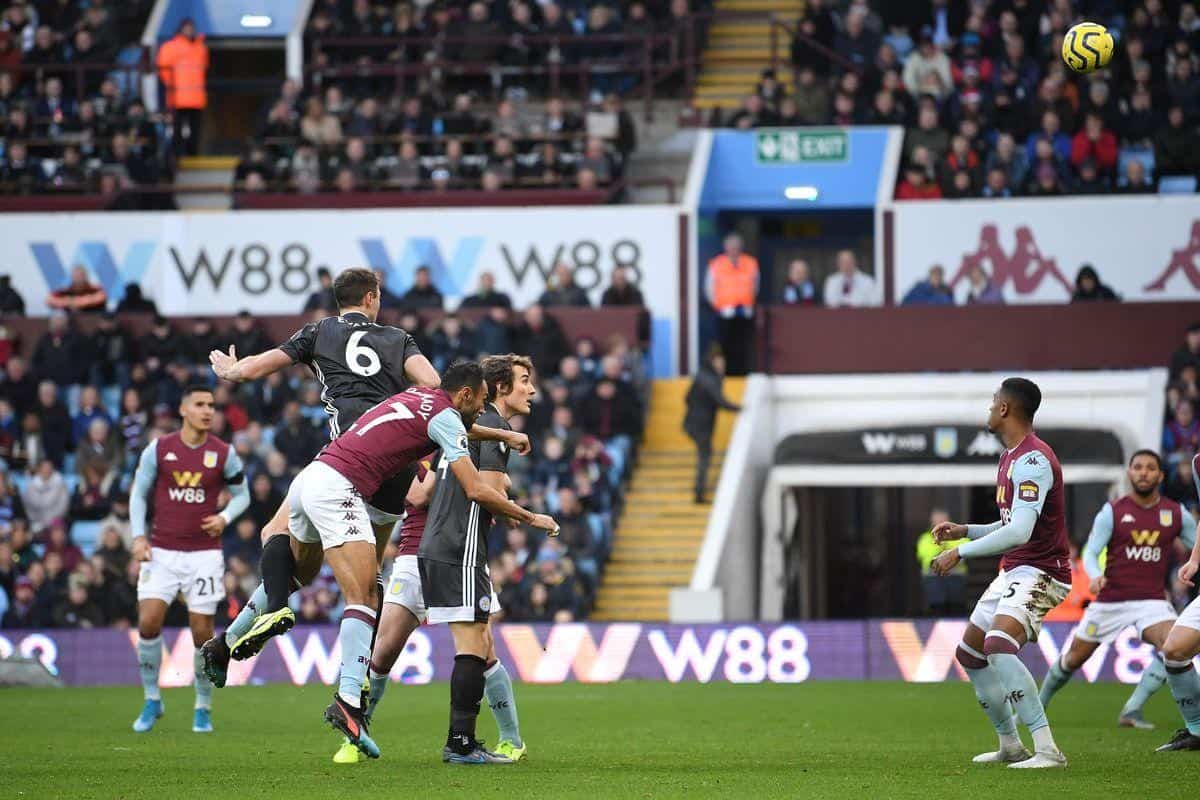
<box><xmin>756</xmin><ymin>129</ymin><xmax>849</xmax><ymax>164</ymax></box>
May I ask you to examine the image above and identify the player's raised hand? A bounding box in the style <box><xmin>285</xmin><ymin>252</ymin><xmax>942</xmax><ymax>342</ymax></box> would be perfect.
<box><xmin>931</xmin><ymin>520</ymin><xmax>967</xmax><ymax>544</ymax></box>
<box><xmin>930</xmin><ymin>548</ymin><xmax>961</xmax><ymax>576</ymax></box>
<box><xmin>1180</xmin><ymin>559</ymin><xmax>1200</xmax><ymax>587</ymax></box>
<box><xmin>209</xmin><ymin>345</ymin><xmax>237</xmax><ymax>381</ymax></box>
<box><xmin>200</xmin><ymin>515</ymin><xmax>225</xmax><ymax>537</ymax></box>
<box><xmin>132</xmin><ymin>537</ymin><xmax>151</xmax><ymax>562</ymax></box>
<box><xmin>1088</xmin><ymin>575</ymin><xmax>1107</xmax><ymax>595</ymax></box>
<box><xmin>530</xmin><ymin>513</ymin><xmax>560</xmax><ymax>536</ymax></box>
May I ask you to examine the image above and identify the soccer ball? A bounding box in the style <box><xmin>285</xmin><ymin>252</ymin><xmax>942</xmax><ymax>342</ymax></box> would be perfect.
<box><xmin>1061</xmin><ymin>21</ymin><xmax>1114</xmax><ymax>74</ymax></box>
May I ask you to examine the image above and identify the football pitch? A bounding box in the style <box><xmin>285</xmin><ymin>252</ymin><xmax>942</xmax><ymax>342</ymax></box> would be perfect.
<box><xmin>2</xmin><ymin>681</ymin><xmax>1194</xmax><ymax>798</ymax></box>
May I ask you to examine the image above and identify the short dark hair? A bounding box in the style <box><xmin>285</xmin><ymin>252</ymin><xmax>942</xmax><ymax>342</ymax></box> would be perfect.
<box><xmin>1000</xmin><ymin>377</ymin><xmax>1041</xmax><ymax>421</ymax></box>
<box><xmin>1129</xmin><ymin>448</ymin><xmax>1164</xmax><ymax>471</ymax></box>
<box><xmin>441</xmin><ymin>360</ymin><xmax>484</xmax><ymax>396</ymax></box>
<box><xmin>334</xmin><ymin>267</ymin><xmax>380</xmax><ymax>309</ymax></box>
<box><xmin>182</xmin><ymin>383</ymin><xmax>213</xmax><ymax>401</ymax></box>
<box><xmin>482</xmin><ymin>354</ymin><xmax>534</xmax><ymax>402</ymax></box>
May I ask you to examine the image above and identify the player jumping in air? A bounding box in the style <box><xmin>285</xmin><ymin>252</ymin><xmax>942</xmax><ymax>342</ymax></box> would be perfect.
<box><xmin>1153</xmin><ymin>451</ymin><xmax>1200</xmax><ymax>752</ymax></box>
<box><xmin>283</xmin><ymin>361</ymin><xmax>558</xmax><ymax>759</ymax></box>
<box><xmin>198</xmin><ymin>269</ymin><xmax>526</xmax><ymax>687</ymax></box>
<box><xmin>1039</xmin><ymin>449</ymin><xmax>1196</xmax><ymax>729</ymax></box>
<box><xmin>129</xmin><ymin>385</ymin><xmax>249</xmax><ymax>734</ymax></box>
<box><xmin>930</xmin><ymin>377</ymin><xmax>1070</xmax><ymax>769</ymax></box>
<box><xmin>354</xmin><ymin>354</ymin><xmax>537</xmax><ymax>766</ymax></box>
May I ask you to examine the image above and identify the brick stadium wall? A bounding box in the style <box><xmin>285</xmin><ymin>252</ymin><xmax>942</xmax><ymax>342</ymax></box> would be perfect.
<box><xmin>761</xmin><ymin>302</ymin><xmax>1200</xmax><ymax>374</ymax></box>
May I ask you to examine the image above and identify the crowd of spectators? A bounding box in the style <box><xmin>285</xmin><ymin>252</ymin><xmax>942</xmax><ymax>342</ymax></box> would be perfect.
<box><xmin>717</xmin><ymin>0</ymin><xmax>1200</xmax><ymax>199</ymax></box>
<box><xmin>897</xmin><ymin>260</ymin><xmax>1121</xmax><ymax>305</ymax></box>
<box><xmin>1165</xmin><ymin>321</ymin><xmax>1200</xmax><ymax>510</ymax></box>
<box><xmin>0</xmin><ymin>1</ymin><xmax>164</xmax><ymax>200</ymax></box>
<box><xmin>0</xmin><ymin>272</ymin><xmax>649</xmax><ymax>629</ymax></box>
<box><xmin>239</xmin><ymin>81</ymin><xmax>637</xmax><ymax>195</ymax></box>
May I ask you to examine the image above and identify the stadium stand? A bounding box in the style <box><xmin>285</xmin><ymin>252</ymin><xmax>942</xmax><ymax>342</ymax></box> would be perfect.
<box><xmin>706</xmin><ymin>1</ymin><xmax>1200</xmax><ymax>198</ymax></box>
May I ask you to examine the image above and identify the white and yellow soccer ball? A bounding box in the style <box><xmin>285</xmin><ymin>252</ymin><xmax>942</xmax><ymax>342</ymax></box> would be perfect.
<box><xmin>1061</xmin><ymin>21</ymin><xmax>1115</xmax><ymax>74</ymax></box>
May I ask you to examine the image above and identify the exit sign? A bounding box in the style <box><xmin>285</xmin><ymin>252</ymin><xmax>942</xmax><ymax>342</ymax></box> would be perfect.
<box><xmin>756</xmin><ymin>129</ymin><xmax>849</xmax><ymax>164</ymax></box>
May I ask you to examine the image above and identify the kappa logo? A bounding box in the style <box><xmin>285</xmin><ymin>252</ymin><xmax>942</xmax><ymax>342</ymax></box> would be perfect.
<box><xmin>947</xmin><ymin>224</ymin><xmax>1073</xmax><ymax>298</ymax></box>
<box><xmin>164</xmin><ymin>452</ymin><xmax>179</xmax><ymax>462</ymax></box>
<box><xmin>359</xmin><ymin>236</ymin><xmax>483</xmax><ymax>297</ymax></box>
<box><xmin>30</xmin><ymin>240</ymin><xmax>156</xmax><ymax>302</ymax></box>
<box><xmin>965</xmin><ymin>431</ymin><xmax>1003</xmax><ymax>457</ymax></box>
<box><xmin>1145</xmin><ymin>221</ymin><xmax>1200</xmax><ymax>293</ymax></box>
<box><xmin>1121</xmin><ymin>513</ymin><xmax>1135</xmax><ymax>524</ymax></box>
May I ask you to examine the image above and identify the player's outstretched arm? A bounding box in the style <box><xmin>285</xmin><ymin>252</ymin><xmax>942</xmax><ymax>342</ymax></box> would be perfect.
<box><xmin>468</xmin><ymin>424</ymin><xmax>531</xmax><ymax>455</ymax></box>
<box><xmin>209</xmin><ymin>345</ymin><xmax>294</xmax><ymax>383</ymax></box>
<box><xmin>447</xmin><ymin>456</ymin><xmax>558</xmax><ymax>535</ymax></box>
<box><xmin>129</xmin><ymin>441</ymin><xmax>159</xmax><ymax>561</ymax></box>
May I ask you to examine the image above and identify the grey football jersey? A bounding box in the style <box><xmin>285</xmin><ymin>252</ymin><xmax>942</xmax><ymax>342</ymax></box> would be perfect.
<box><xmin>418</xmin><ymin>404</ymin><xmax>511</xmax><ymax>567</ymax></box>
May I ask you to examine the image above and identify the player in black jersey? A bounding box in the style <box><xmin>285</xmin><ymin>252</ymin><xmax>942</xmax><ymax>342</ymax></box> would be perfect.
<box><xmin>418</xmin><ymin>354</ymin><xmax>548</xmax><ymax>764</ymax></box>
<box><xmin>197</xmin><ymin>269</ymin><xmax>528</xmax><ymax>688</ymax></box>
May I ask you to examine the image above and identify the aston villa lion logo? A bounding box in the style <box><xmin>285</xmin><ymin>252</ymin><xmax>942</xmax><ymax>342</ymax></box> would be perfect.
<box><xmin>203</xmin><ymin>451</ymin><xmax>218</xmax><ymax>469</ymax></box>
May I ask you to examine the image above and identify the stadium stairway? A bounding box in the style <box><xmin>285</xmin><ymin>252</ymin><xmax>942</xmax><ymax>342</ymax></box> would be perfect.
<box><xmin>176</xmin><ymin>156</ymin><xmax>236</xmax><ymax>211</ymax></box>
<box><xmin>591</xmin><ymin>377</ymin><xmax>745</xmax><ymax>621</ymax></box>
<box><xmin>693</xmin><ymin>0</ymin><xmax>804</xmax><ymax>112</ymax></box>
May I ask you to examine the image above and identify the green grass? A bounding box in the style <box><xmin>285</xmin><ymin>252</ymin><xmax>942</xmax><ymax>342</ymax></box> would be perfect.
<box><xmin>1</xmin><ymin>681</ymin><xmax>1196</xmax><ymax>799</ymax></box>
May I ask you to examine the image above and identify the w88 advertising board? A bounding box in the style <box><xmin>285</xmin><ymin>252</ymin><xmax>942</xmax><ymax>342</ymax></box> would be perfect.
<box><xmin>2</xmin><ymin>205</ymin><xmax>682</xmax><ymax>370</ymax></box>
<box><xmin>1</xmin><ymin>621</ymin><xmax>1169</xmax><ymax>687</ymax></box>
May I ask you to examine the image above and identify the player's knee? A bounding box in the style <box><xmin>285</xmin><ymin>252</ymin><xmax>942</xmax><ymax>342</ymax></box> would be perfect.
<box><xmin>955</xmin><ymin>643</ymin><xmax>988</xmax><ymax>670</ymax></box>
<box><xmin>1162</xmin><ymin>639</ymin><xmax>1197</xmax><ymax>667</ymax></box>
<box><xmin>982</xmin><ymin>630</ymin><xmax>1021</xmax><ymax>657</ymax></box>
<box><xmin>138</xmin><ymin>623</ymin><xmax>161</xmax><ymax>640</ymax></box>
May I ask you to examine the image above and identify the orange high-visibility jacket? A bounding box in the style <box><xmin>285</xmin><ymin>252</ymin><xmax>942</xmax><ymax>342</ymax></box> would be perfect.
<box><xmin>157</xmin><ymin>33</ymin><xmax>209</xmax><ymax>110</ymax></box>
<box><xmin>707</xmin><ymin>253</ymin><xmax>759</xmax><ymax>311</ymax></box>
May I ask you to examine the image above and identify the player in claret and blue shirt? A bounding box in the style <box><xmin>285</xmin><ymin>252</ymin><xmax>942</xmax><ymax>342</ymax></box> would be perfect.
<box><xmin>129</xmin><ymin>385</ymin><xmax>250</xmax><ymax>734</ymax></box>
<box><xmin>1039</xmin><ymin>449</ymin><xmax>1196</xmax><ymax>730</ymax></box>
<box><xmin>929</xmin><ymin>377</ymin><xmax>1071</xmax><ymax>769</ymax></box>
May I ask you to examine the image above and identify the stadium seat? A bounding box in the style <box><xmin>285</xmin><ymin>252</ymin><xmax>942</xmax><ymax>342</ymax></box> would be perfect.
<box><xmin>101</xmin><ymin>385</ymin><xmax>122</xmax><ymax>414</ymax></box>
<box><xmin>66</xmin><ymin>385</ymin><xmax>83</xmax><ymax>417</ymax></box>
<box><xmin>62</xmin><ymin>454</ymin><xmax>76</xmax><ymax>476</ymax></box>
<box><xmin>1117</xmin><ymin>147</ymin><xmax>1155</xmax><ymax>184</ymax></box>
<box><xmin>64</xmin><ymin>474</ymin><xmax>79</xmax><ymax>496</ymax></box>
<box><xmin>71</xmin><ymin>521</ymin><xmax>103</xmax><ymax>556</ymax></box>
<box><xmin>1158</xmin><ymin>175</ymin><xmax>1197</xmax><ymax>194</ymax></box>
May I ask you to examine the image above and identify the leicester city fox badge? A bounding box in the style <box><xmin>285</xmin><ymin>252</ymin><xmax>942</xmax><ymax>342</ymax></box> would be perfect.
<box><xmin>203</xmin><ymin>450</ymin><xmax>218</xmax><ymax>469</ymax></box>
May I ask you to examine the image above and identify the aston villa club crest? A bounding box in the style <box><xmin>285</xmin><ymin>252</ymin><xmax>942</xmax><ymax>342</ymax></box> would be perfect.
<box><xmin>933</xmin><ymin>428</ymin><xmax>957</xmax><ymax>459</ymax></box>
<box><xmin>1161</xmin><ymin>509</ymin><xmax>1174</xmax><ymax>527</ymax></box>
<box><xmin>203</xmin><ymin>451</ymin><xmax>218</xmax><ymax>469</ymax></box>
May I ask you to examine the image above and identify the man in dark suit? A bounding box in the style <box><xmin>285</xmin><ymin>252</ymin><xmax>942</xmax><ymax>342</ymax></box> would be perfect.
<box><xmin>683</xmin><ymin>350</ymin><xmax>741</xmax><ymax>504</ymax></box>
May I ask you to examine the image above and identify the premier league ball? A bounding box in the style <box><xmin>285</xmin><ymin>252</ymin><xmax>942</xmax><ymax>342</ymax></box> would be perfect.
<box><xmin>1061</xmin><ymin>21</ymin><xmax>1114</xmax><ymax>74</ymax></box>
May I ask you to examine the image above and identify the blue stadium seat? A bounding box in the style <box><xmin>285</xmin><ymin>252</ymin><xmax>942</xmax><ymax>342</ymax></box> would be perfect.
<box><xmin>101</xmin><ymin>385</ymin><xmax>122</xmax><ymax>414</ymax></box>
<box><xmin>64</xmin><ymin>474</ymin><xmax>79</xmax><ymax>495</ymax></box>
<box><xmin>71</xmin><ymin>520</ymin><xmax>103</xmax><ymax>556</ymax></box>
<box><xmin>62</xmin><ymin>453</ymin><xmax>76</xmax><ymax>475</ymax></box>
<box><xmin>66</xmin><ymin>384</ymin><xmax>82</xmax><ymax>417</ymax></box>
<box><xmin>11</xmin><ymin>472</ymin><xmax>28</xmax><ymax>495</ymax></box>
<box><xmin>261</xmin><ymin>427</ymin><xmax>276</xmax><ymax>448</ymax></box>
<box><xmin>1159</xmin><ymin>175</ymin><xmax>1197</xmax><ymax>194</ymax></box>
<box><xmin>1117</xmin><ymin>147</ymin><xmax>1155</xmax><ymax>183</ymax></box>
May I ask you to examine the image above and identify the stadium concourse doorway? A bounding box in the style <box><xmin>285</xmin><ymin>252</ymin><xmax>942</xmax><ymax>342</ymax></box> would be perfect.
<box><xmin>760</xmin><ymin>424</ymin><xmax>1127</xmax><ymax>620</ymax></box>
<box><xmin>780</xmin><ymin>480</ymin><xmax>1110</xmax><ymax>621</ymax></box>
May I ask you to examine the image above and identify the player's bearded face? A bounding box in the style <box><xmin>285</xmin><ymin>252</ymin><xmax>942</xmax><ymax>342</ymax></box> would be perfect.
<box><xmin>1129</xmin><ymin>458</ymin><xmax>1161</xmax><ymax>496</ymax></box>
<box><xmin>457</xmin><ymin>384</ymin><xmax>485</xmax><ymax>427</ymax></box>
